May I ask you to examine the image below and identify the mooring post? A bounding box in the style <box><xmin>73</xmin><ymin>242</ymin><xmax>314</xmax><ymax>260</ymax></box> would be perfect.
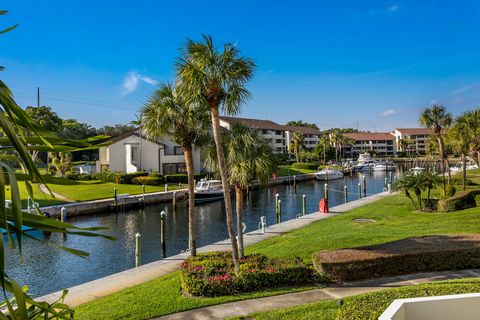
<box><xmin>113</xmin><ymin>188</ymin><xmax>118</xmax><ymax>208</ymax></box>
<box><xmin>275</xmin><ymin>193</ymin><xmax>280</xmax><ymax>214</ymax></box>
<box><xmin>277</xmin><ymin>199</ymin><xmax>282</xmax><ymax>223</ymax></box>
<box><xmin>135</xmin><ymin>233</ymin><xmax>141</xmax><ymax>267</ymax></box>
<box><xmin>142</xmin><ymin>184</ymin><xmax>145</xmax><ymax>205</ymax></box>
<box><xmin>164</xmin><ymin>183</ymin><xmax>168</xmax><ymax>192</ymax></box>
<box><xmin>60</xmin><ymin>207</ymin><xmax>66</xmax><ymax>222</ymax></box>
<box><xmin>389</xmin><ymin>171</ymin><xmax>393</xmax><ymax>184</ymax></box>
<box><xmin>293</xmin><ymin>175</ymin><xmax>297</xmax><ymax>189</ymax></box>
<box><xmin>384</xmin><ymin>177</ymin><xmax>388</xmax><ymax>189</ymax></box>
<box><xmin>324</xmin><ymin>183</ymin><xmax>328</xmax><ymax>201</ymax></box>
<box><xmin>388</xmin><ymin>183</ymin><xmax>392</xmax><ymax>193</ymax></box>
<box><xmin>27</xmin><ymin>197</ymin><xmax>32</xmax><ymax>214</ymax></box>
<box><xmin>302</xmin><ymin>194</ymin><xmax>306</xmax><ymax>215</ymax></box>
<box><xmin>363</xmin><ymin>175</ymin><xmax>367</xmax><ymax>197</ymax></box>
<box><xmin>160</xmin><ymin>208</ymin><xmax>167</xmax><ymax>258</ymax></box>
<box><xmin>172</xmin><ymin>191</ymin><xmax>176</xmax><ymax>210</ymax></box>
<box><xmin>259</xmin><ymin>216</ymin><xmax>267</xmax><ymax>234</ymax></box>
<box><xmin>358</xmin><ymin>183</ymin><xmax>361</xmax><ymax>199</ymax></box>
<box><xmin>344</xmin><ymin>186</ymin><xmax>348</xmax><ymax>204</ymax></box>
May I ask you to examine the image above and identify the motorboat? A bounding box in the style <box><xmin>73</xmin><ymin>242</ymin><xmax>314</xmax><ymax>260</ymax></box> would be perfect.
<box><xmin>315</xmin><ymin>168</ymin><xmax>344</xmax><ymax>181</ymax></box>
<box><xmin>194</xmin><ymin>179</ymin><xmax>224</xmax><ymax>203</ymax></box>
<box><xmin>372</xmin><ymin>162</ymin><xmax>396</xmax><ymax>171</ymax></box>
<box><xmin>409</xmin><ymin>167</ymin><xmax>426</xmax><ymax>175</ymax></box>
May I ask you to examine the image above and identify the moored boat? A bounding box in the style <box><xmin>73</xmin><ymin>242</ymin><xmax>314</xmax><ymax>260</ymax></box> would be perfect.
<box><xmin>314</xmin><ymin>168</ymin><xmax>344</xmax><ymax>181</ymax></box>
<box><xmin>194</xmin><ymin>179</ymin><xmax>224</xmax><ymax>204</ymax></box>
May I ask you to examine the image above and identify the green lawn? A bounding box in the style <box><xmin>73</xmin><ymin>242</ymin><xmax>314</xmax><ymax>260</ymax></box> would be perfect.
<box><xmin>74</xmin><ymin>271</ymin><xmax>317</xmax><ymax>320</ymax></box>
<box><xmin>229</xmin><ymin>278</ymin><xmax>480</xmax><ymax>320</ymax></box>
<box><xmin>276</xmin><ymin>165</ymin><xmax>318</xmax><ymax>176</ymax></box>
<box><xmin>74</xmin><ymin>169</ymin><xmax>480</xmax><ymax>319</ymax></box>
<box><xmin>7</xmin><ymin>175</ymin><xmax>187</xmax><ymax>207</ymax></box>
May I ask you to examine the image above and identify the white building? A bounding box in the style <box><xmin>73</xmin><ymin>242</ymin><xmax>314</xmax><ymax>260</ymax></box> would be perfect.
<box><xmin>96</xmin><ymin>130</ymin><xmax>202</xmax><ymax>174</ymax></box>
<box><xmin>219</xmin><ymin>117</ymin><xmax>321</xmax><ymax>154</ymax></box>
<box><xmin>393</xmin><ymin>128</ymin><xmax>432</xmax><ymax>154</ymax></box>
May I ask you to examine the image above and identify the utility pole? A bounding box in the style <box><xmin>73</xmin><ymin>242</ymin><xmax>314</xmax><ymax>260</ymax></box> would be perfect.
<box><xmin>37</xmin><ymin>87</ymin><xmax>40</xmax><ymax>107</ymax></box>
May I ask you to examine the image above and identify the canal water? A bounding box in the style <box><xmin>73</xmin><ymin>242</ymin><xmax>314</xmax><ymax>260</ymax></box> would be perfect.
<box><xmin>6</xmin><ymin>171</ymin><xmax>393</xmax><ymax>296</ymax></box>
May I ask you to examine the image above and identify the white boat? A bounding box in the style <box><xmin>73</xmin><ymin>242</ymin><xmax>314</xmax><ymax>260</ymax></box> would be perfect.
<box><xmin>372</xmin><ymin>162</ymin><xmax>396</xmax><ymax>171</ymax></box>
<box><xmin>194</xmin><ymin>179</ymin><xmax>224</xmax><ymax>203</ymax></box>
<box><xmin>315</xmin><ymin>168</ymin><xmax>344</xmax><ymax>181</ymax></box>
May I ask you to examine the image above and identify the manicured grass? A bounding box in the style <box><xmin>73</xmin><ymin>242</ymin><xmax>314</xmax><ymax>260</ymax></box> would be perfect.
<box><xmin>246</xmin><ymin>194</ymin><xmax>480</xmax><ymax>261</ymax></box>
<box><xmin>277</xmin><ymin>165</ymin><xmax>318</xmax><ymax>176</ymax></box>
<box><xmin>74</xmin><ymin>271</ymin><xmax>318</xmax><ymax>320</ymax></box>
<box><xmin>6</xmin><ymin>175</ymin><xmax>187</xmax><ymax>207</ymax></box>
<box><xmin>230</xmin><ymin>278</ymin><xmax>480</xmax><ymax>320</ymax></box>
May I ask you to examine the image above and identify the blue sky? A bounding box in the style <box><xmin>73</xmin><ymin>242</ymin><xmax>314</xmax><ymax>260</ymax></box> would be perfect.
<box><xmin>0</xmin><ymin>0</ymin><xmax>479</xmax><ymax>131</ymax></box>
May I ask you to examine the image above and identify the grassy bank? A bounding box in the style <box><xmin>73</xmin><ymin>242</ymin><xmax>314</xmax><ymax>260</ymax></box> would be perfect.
<box><xmin>229</xmin><ymin>278</ymin><xmax>480</xmax><ymax>320</ymax></box>
<box><xmin>276</xmin><ymin>165</ymin><xmax>318</xmax><ymax>176</ymax></box>
<box><xmin>7</xmin><ymin>175</ymin><xmax>187</xmax><ymax>207</ymax></box>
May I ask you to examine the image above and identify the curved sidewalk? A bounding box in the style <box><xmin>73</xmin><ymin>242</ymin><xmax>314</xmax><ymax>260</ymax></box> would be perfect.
<box><xmin>154</xmin><ymin>269</ymin><xmax>480</xmax><ymax>320</ymax></box>
<box><xmin>38</xmin><ymin>191</ymin><xmax>391</xmax><ymax>307</ymax></box>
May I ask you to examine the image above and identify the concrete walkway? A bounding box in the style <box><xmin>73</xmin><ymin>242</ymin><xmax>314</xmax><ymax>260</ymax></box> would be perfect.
<box><xmin>155</xmin><ymin>269</ymin><xmax>480</xmax><ymax>320</ymax></box>
<box><xmin>37</xmin><ymin>191</ymin><xmax>391</xmax><ymax>307</ymax></box>
<box><xmin>38</xmin><ymin>183</ymin><xmax>75</xmax><ymax>202</ymax></box>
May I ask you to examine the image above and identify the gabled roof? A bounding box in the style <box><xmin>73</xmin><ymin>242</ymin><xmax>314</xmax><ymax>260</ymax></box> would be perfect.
<box><xmin>283</xmin><ymin>125</ymin><xmax>321</xmax><ymax>135</ymax></box>
<box><xmin>220</xmin><ymin>116</ymin><xmax>285</xmax><ymax>130</ymax></box>
<box><xmin>343</xmin><ymin>132</ymin><xmax>395</xmax><ymax>141</ymax></box>
<box><xmin>395</xmin><ymin>128</ymin><xmax>432</xmax><ymax>135</ymax></box>
<box><xmin>102</xmin><ymin>129</ymin><xmax>166</xmax><ymax>146</ymax></box>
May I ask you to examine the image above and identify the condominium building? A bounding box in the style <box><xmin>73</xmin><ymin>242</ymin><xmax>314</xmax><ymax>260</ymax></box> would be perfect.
<box><xmin>219</xmin><ymin>117</ymin><xmax>321</xmax><ymax>154</ymax></box>
<box><xmin>393</xmin><ymin>128</ymin><xmax>432</xmax><ymax>154</ymax></box>
<box><xmin>342</xmin><ymin>132</ymin><xmax>396</xmax><ymax>157</ymax></box>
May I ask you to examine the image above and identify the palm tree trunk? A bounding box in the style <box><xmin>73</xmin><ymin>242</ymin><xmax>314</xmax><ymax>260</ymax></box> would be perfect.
<box><xmin>236</xmin><ymin>186</ymin><xmax>245</xmax><ymax>258</ymax></box>
<box><xmin>438</xmin><ymin>137</ymin><xmax>446</xmax><ymax>195</ymax></box>
<box><xmin>323</xmin><ymin>142</ymin><xmax>326</xmax><ymax>165</ymax></box>
<box><xmin>462</xmin><ymin>153</ymin><xmax>467</xmax><ymax>191</ymax></box>
<box><xmin>210</xmin><ymin>106</ymin><xmax>240</xmax><ymax>273</ymax></box>
<box><xmin>446</xmin><ymin>158</ymin><xmax>451</xmax><ymax>185</ymax></box>
<box><xmin>183</xmin><ymin>145</ymin><xmax>196</xmax><ymax>256</ymax></box>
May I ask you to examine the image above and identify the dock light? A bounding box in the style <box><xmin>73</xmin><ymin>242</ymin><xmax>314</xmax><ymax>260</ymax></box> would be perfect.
<box><xmin>277</xmin><ymin>199</ymin><xmax>282</xmax><ymax>223</ymax></box>
<box><xmin>324</xmin><ymin>183</ymin><xmax>329</xmax><ymax>201</ymax></box>
<box><xmin>302</xmin><ymin>194</ymin><xmax>306</xmax><ymax>215</ymax></box>
<box><xmin>160</xmin><ymin>207</ymin><xmax>167</xmax><ymax>258</ymax></box>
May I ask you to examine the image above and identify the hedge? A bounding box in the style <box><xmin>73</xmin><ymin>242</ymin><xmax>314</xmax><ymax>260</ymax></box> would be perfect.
<box><xmin>438</xmin><ymin>189</ymin><xmax>480</xmax><ymax>212</ymax></box>
<box><xmin>181</xmin><ymin>252</ymin><xmax>315</xmax><ymax>297</ymax></box>
<box><xmin>131</xmin><ymin>176</ymin><xmax>164</xmax><ymax>186</ymax></box>
<box><xmin>312</xmin><ymin>234</ymin><xmax>480</xmax><ymax>282</ymax></box>
<box><xmin>165</xmin><ymin>173</ymin><xmax>207</xmax><ymax>184</ymax></box>
<box><xmin>291</xmin><ymin>162</ymin><xmax>320</xmax><ymax>170</ymax></box>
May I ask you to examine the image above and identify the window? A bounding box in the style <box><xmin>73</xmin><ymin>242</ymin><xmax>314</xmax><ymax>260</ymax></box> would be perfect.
<box><xmin>262</xmin><ymin>129</ymin><xmax>267</xmax><ymax>134</ymax></box>
<box><xmin>174</xmin><ymin>146</ymin><xmax>183</xmax><ymax>155</ymax></box>
<box><xmin>276</xmin><ymin>139</ymin><xmax>282</xmax><ymax>143</ymax></box>
<box><xmin>275</xmin><ymin>130</ymin><xmax>282</xmax><ymax>135</ymax></box>
<box><xmin>163</xmin><ymin>163</ymin><xmax>187</xmax><ymax>174</ymax></box>
<box><xmin>131</xmin><ymin>146</ymin><xmax>139</xmax><ymax>162</ymax></box>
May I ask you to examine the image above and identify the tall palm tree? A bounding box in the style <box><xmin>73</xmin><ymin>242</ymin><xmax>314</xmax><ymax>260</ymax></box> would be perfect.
<box><xmin>141</xmin><ymin>83</ymin><xmax>208</xmax><ymax>257</ymax></box>
<box><xmin>329</xmin><ymin>130</ymin><xmax>346</xmax><ymax>163</ymax></box>
<box><xmin>451</xmin><ymin>111</ymin><xmax>476</xmax><ymax>190</ymax></box>
<box><xmin>419</xmin><ymin>105</ymin><xmax>453</xmax><ymax>195</ymax></box>
<box><xmin>203</xmin><ymin>124</ymin><xmax>275</xmax><ymax>257</ymax></box>
<box><xmin>177</xmin><ymin>35</ymin><xmax>255</xmax><ymax>272</ymax></box>
<box><xmin>289</xmin><ymin>131</ymin><xmax>305</xmax><ymax>163</ymax></box>
<box><xmin>319</xmin><ymin>135</ymin><xmax>330</xmax><ymax>165</ymax></box>
<box><xmin>398</xmin><ymin>137</ymin><xmax>416</xmax><ymax>156</ymax></box>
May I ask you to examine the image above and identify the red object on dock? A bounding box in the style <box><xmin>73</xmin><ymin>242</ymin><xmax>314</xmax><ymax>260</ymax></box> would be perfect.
<box><xmin>319</xmin><ymin>199</ymin><xmax>329</xmax><ymax>213</ymax></box>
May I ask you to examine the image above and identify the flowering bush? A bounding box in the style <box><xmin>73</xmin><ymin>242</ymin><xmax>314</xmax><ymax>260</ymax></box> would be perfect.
<box><xmin>181</xmin><ymin>252</ymin><xmax>315</xmax><ymax>296</ymax></box>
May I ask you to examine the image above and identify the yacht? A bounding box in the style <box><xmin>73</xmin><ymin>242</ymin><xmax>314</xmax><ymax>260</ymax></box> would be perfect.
<box><xmin>194</xmin><ymin>179</ymin><xmax>224</xmax><ymax>203</ymax></box>
<box><xmin>372</xmin><ymin>162</ymin><xmax>396</xmax><ymax>171</ymax></box>
<box><xmin>315</xmin><ymin>168</ymin><xmax>344</xmax><ymax>181</ymax></box>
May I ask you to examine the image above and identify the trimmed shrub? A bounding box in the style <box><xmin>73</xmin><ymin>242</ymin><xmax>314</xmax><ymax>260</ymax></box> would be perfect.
<box><xmin>312</xmin><ymin>235</ymin><xmax>480</xmax><ymax>282</ymax></box>
<box><xmin>445</xmin><ymin>184</ymin><xmax>456</xmax><ymax>197</ymax></box>
<box><xmin>165</xmin><ymin>173</ymin><xmax>207</xmax><ymax>184</ymax></box>
<box><xmin>450</xmin><ymin>176</ymin><xmax>475</xmax><ymax>186</ymax></box>
<box><xmin>66</xmin><ymin>173</ymin><xmax>96</xmax><ymax>181</ymax></box>
<box><xmin>291</xmin><ymin>162</ymin><xmax>320</xmax><ymax>170</ymax></box>
<box><xmin>181</xmin><ymin>252</ymin><xmax>315</xmax><ymax>297</ymax></box>
<box><xmin>131</xmin><ymin>176</ymin><xmax>164</xmax><ymax>185</ymax></box>
<box><xmin>438</xmin><ymin>189</ymin><xmax>480</xmax><ymax>212</ymax></box>
<box><xmin>94</xmin><ymin>171</ymin><xmax>117</xmax><ymax>183</ymax></box>
<box><xmin>115</xmin><ymin>172</ymin><xmax>149</xmax><ymax>184</ymax></box>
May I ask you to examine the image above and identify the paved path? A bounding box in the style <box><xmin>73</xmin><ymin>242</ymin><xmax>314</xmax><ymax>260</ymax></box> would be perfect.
<box><xmin>37</xmin><ymin>191</ymin><xmax>391</xmax><ymax>307</ymax></box>
<box><xmin>155</xmin><ymin>269</ymin><xmax>480</xmax><ymax>320</ymax></box>
<box><xmin>38</xmin><ymin>183</ymin><xmax>75</xmax><ymax>202</ymax></box>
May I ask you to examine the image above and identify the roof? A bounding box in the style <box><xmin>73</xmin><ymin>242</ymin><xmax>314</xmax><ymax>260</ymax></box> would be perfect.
<box><xmin>220</xmin><ymin>116</ymin><xmax>321</xmax><ymax>135</ymax></box>
<box><xmin>102</xmin><ymin>129</ymin><xmax>166</xmax><ymax>146</ymax></box>
<box><xmin>220</xmin><ymin>116</ymin><xmax>285</xmax><ymax>130</ymax></box>
<box><xmin>343</xmin><ymin>132</ymin><xmax>395</xmax><ymax>141</ymax></box>
<box><xmin>395</xmin><ymin>128</ymin><xmax>432</xmax><ymax>135</ymax></box>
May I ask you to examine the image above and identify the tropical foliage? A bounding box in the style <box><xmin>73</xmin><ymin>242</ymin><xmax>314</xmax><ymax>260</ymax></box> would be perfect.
<box><xmin>177</xmin><ymin>34</ymin><xmax>255</xmax><ymax>273</ymax></box>
<box><xmin>203</xmin><ymin>124</ymin><xmax>276</xmax><ymax>257</ymax></box>
<box><xmin>141</xmin><ymin>83</ymin><xmax>210</xmax><ymax>256</ymax></box>
<box><xmin>394</xmin><ymin>171</ymin><xmax>440</xmax><ymax>211</ymax></box>
<box><xmin>0</xmin><ymin>10</ymin><xmax>113</xmax><ymax>318</ymax></box>
<box><xmin>288</xmin><ymin>131</ymin><xmax>304</xmax><ymax>163</ymax></box>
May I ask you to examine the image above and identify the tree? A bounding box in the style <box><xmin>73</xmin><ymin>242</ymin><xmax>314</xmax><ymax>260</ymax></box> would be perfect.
<box><xmin>203</xmin><ymin>124</ymin><xmax>275</xmax><ymax>257</ymax></box>
<box><xmin>289</xmin><ymin>131</ymin><xmax>305</xmax><ymax>162</ymax></box>
<box><xmin>24</xmin><ymin>106</ymin><xmax>63</xmax><ymax>132</ymax></box>
<box><xmin>97</xmin><ymin>124</ymin><xmax>136</xmax><ymax>137</ymax></box>
<box><xmin>398</xmin><ymin>137</ymin><xmax>416</xmax><ymax>156</ymax></box>
<box><xmin>177</xmin><ymin>35</ymin><xmax>255</xmax><ymax>273</ymax></box>
<box><xmin>329</xmin><ymin>129</ymin><xmax>347</xmax><ymax>163</ymax></box>
<box><xmin>60</xmin><ymin>119</ymin><xmax>97</xmax><ymax>140</ymax></box>
<box><xmin>450</xmin><ymin>111</ymin><xmax>477</xmax><ymax>190</ymax></box>
<box><xmin>395</xmin><ymin>173</ymin><xmax>430</xmax><ymax>211</ymax></box>
<box><xmin>286</xmin><ymin>120</ymin><xmax>319</xmax><ymax>129</ymax></box>
<box><xmin>49</xmin><ymin>152</ymin><xmax>72</xmax><ymax>177</ymax></box>
<box><xmin>0</xmin><ymin>10</ymin><xmax>111</xmax><ymax>318</ymax></box>
<box><xmin>314</xmin><ymin>136</ymin><xmax>335</xmax><ymax>164</ymax></box>
<box><xmin>141</xmin><ymin>83</ymin><xmax>209</xmax><ymax>256</ymax></box>
<box><xmin>419</xmin><ymin>105</ymin><xmax>452</xmax><ymax>195</ymax></box>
